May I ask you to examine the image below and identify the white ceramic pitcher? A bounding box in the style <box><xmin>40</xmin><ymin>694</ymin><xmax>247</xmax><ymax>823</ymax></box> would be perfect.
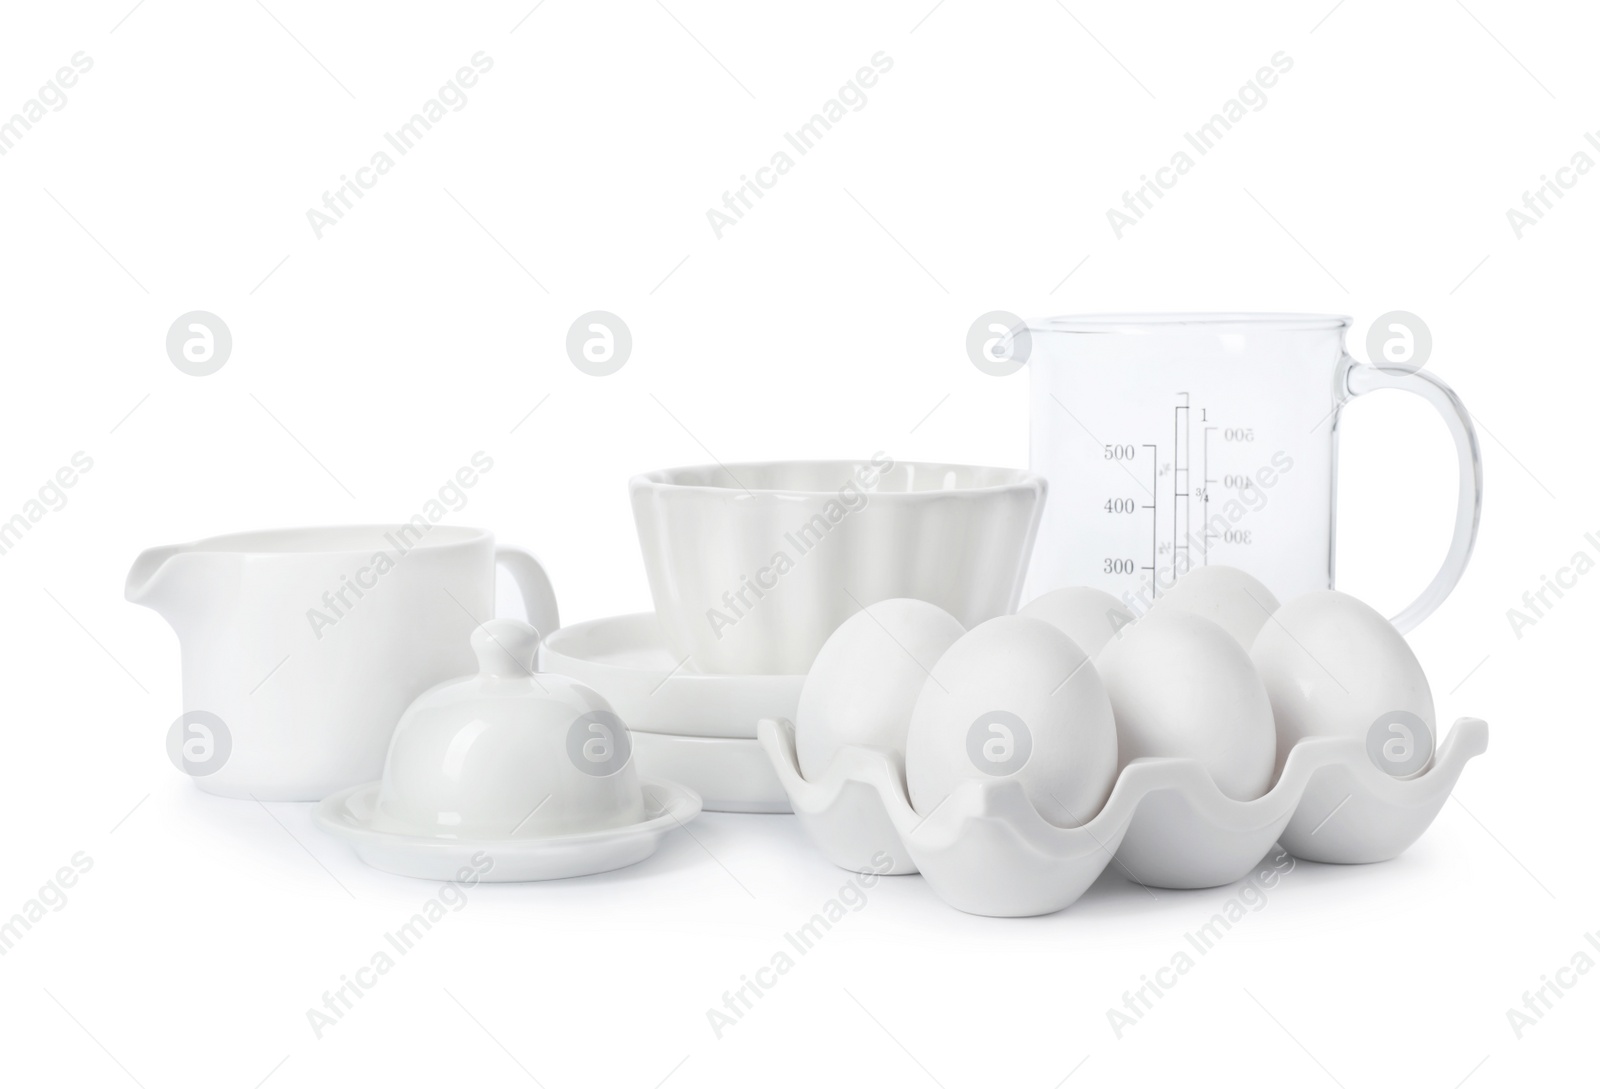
<box><xmin>127</xmin><ymin>525</ymin><xmax>558</xmax><ymax>801</ymax></box>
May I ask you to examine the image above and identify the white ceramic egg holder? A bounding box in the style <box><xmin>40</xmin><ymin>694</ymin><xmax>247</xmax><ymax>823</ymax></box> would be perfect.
<box><xmin>758</xmin><ymin>716</ymin><xmax>1488</xmax><ymax>918</ymax></box>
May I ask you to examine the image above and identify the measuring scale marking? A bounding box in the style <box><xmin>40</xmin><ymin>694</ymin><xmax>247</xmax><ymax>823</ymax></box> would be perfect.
<box><xmin>1112</xmin><ymin>391</ymin><xmax>1262</xmax><ymax>607</ymax></box>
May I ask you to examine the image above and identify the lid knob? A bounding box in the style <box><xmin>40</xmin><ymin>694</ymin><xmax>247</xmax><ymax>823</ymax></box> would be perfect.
<box><xmin>471</xmin><ymin>618</ymin><xmax>541</xmax><ymax>677</ymax></box>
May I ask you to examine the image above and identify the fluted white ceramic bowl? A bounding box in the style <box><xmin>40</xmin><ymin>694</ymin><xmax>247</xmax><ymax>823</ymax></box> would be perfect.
<box><xmin>630</xmin><ymin>459</ymin><xmax>1047</xmax><ymax>674</ymax></box>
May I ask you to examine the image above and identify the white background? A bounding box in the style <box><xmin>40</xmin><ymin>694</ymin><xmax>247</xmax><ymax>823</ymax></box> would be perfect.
<box><xmin>1</xmin><ymin>1</ymin><xmax>1594</xmax><ymax>1086</ymax></box>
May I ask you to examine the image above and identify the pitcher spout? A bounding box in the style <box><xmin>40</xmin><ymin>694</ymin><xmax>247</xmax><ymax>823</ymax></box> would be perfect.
<box><xmin>126</xmin><ymin>546</ymin><xmax>178</xmax><ymax>604</ymax></box>
<box><xmin>125</xmin><ymin>544</ymin><xmax>212</xmax><ymax>624</ymax></box>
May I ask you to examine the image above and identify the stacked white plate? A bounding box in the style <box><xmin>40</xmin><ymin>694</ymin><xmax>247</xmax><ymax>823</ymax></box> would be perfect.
<box><xmin>540</xmin><ymin>614</ymin><xmax>800</xmax><ymax>812</ymax></box>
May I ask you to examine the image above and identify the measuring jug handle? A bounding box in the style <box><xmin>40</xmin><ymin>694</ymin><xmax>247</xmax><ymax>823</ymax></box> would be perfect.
<box><xmin>494</xmin><ymin>545</ymin><xmax>560</xmax><ymax>642</ymax></box>
<box><xmin>1342</xmin><ymin>358</ymin><xmax>1483</xmax><ymax>633</ymax></box>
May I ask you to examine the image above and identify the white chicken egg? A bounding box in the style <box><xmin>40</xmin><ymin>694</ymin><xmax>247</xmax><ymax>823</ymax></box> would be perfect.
<box><xmin>1146</xmin><ymin>565</ymin><xmax>1280</xmax><ymax>650</ymax></box>
<box><xmin>904</xmin><ymin>615</ymin><xmax>1117</xmax><ymax>827</ymax></box>
<box><xmin>1096</xmin><ymin>612</ymin><xmax>1276</xmax><ymax>800</ymax></box>
<box><xmin>1250</xmin><ymin>590</ymin><xmax>1435</xmax><ymax>779</ymax></box>
<box><xmin>1018</xmin><ymin>586</ymin><xmax>1135</xmax><ymax>658</ymax></box>
<box><xmin>795</xmin><ymin>598</ymin><xmax>966</xmax><ymax>780</ymax></box>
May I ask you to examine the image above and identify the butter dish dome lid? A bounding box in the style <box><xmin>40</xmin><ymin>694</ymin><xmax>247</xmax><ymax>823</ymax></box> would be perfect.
<box><xmin>373</xmin><ymin>618</ymin><xmax>645</xmax><ymax>838</ymax></box>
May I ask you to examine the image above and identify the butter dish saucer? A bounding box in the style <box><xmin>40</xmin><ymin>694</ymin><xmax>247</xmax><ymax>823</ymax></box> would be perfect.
<box><xmin>314</xmin><ymin>779</ymin><xmax>701</xmax><ymax>882</ymax></box>
<box><xmin>314</xmin><ymin>617</ymin><xmax>702</xmax><ymax>881</ymax></box>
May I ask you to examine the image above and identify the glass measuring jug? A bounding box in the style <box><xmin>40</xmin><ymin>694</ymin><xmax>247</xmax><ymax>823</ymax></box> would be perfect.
<box><xmin>1024</xmin><ymin>314</ymin><xmax>1482</xmax><ymax>632</ymax></box>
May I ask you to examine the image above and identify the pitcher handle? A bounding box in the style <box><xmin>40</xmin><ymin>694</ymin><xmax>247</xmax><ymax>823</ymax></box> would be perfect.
<box><xmin>1342</xmin><ymin>358</ymin><xmax>1483</xmax><ymax>633</ymax></box>
<box><xmin>494</xmin><ymin>545</ymin><xmax>560</xmax><ymax>642</ymax></box>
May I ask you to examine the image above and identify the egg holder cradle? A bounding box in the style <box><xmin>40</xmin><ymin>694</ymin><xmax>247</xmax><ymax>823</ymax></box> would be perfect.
<box><xmin>757</xmin><ymin>715</ymin><xmax>1488</xmax><ymax>917</ymax></box>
